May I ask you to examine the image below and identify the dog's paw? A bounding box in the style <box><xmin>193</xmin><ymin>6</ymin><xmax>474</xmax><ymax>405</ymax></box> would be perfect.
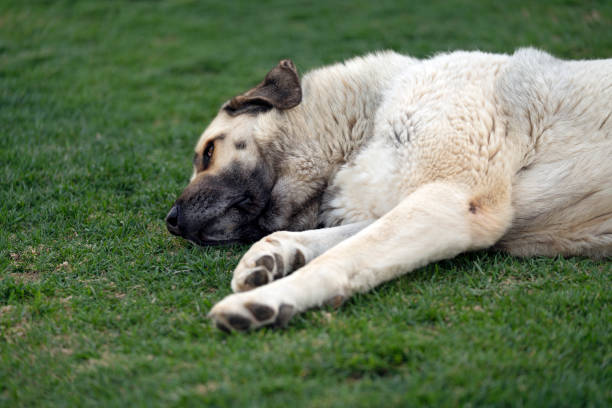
<box><xmin>231</xmin><ymin>232</ymin><xmax>309</xmax><ymax>292</ymax></box>
<box><xmin>208</xmin><ymin>293</ymin><xmax>296</xmax><ymax>332</ymax></box>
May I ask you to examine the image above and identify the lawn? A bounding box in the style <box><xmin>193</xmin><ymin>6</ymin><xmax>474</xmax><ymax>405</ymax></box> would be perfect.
<box><xmin>1</xmin><ymin>0</ymin><xmax>611</xmax><ymax>406</ymax></box>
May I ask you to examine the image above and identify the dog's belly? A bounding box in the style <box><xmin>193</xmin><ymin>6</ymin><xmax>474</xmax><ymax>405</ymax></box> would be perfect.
<box><xmin>500</xmin><ymin>144</ymin><xmax>612</xmax><ymax>257</ymax></box>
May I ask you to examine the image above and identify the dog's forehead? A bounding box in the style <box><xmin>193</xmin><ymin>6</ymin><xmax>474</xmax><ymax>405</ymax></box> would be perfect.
<box><xmin>194</xmin><ymin>111</ymin><xmax>257</xmax><ymax>153</ymax></box>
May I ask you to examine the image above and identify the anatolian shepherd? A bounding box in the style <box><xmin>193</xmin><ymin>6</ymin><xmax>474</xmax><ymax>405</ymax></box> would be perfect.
<box><xmin>166</xmin><ymin>49</ymin><xmax>612</xmax><ymax>332</ymax></box>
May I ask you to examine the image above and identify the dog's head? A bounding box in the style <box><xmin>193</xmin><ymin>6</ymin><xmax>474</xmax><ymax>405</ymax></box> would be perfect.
<box><xmin>166</xmin><ymin>60</ymin><xmax>302</xmax><ymax>245</ymax></box>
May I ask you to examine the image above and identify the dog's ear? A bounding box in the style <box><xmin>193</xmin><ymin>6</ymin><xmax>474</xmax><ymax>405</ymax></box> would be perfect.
<box><xmin>224</xmin><ymin>59</ymin><xmax>302</xmax><ymax>116</ymax></box>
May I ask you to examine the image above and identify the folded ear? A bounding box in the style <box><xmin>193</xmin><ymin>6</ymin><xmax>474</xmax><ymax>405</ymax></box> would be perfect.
<box><xmin>224</xmin><ymin>59</ymin><xmax>302</xmax><ymax>116</ymax></box>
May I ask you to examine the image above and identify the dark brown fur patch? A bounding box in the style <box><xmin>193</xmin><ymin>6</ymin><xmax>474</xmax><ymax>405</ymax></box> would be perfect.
<box><xmin>224</xmin><ymin>59</ymin><xmax>302</xmax><ymax>116</ymax></box>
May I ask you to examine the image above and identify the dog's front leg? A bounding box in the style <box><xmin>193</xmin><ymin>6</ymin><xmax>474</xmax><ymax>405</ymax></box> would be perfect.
<box><xmin>209</xmin><ymin>182</ymin><xmax>512</xmax><ymax>332</ymax></box>
<box><xmin>232</xmin><ymin>221</ymin><xmax>372</xmax><ymax>292</ymax></box>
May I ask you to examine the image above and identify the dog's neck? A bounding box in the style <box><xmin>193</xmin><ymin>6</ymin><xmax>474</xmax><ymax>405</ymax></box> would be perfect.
<box><xmin>256</xmin><ymin>51</ymin><xmax>416</xmax><ymax>231</ymax></box>
<box><xmin>268</xmin><ymin>52</ymin><xmax>414</xmax><ymax>172</ymax></box>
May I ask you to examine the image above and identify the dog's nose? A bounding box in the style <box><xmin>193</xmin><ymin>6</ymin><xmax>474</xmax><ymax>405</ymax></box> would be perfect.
<box><xmin>165</xmin><ymin>205</ymin><xmax>181</xmax><ymax>235</ymax></box>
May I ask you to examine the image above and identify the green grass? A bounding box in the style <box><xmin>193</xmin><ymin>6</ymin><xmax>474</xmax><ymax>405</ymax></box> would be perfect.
<box><xmin>1</xmin><ymin>0</ymin><xmax>611</xmax><ymax>406</ymax></box>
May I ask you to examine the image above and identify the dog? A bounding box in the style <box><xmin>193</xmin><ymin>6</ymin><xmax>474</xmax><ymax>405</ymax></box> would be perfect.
<box><xmin>166</xmin><ymin>49</ymin><xmax>612</xmax><ymax>332</ymax></box>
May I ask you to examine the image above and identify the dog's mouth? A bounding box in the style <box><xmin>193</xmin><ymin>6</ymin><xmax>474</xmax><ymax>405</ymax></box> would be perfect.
<box><xmin>187</xmin><ymin>237</ymin><xmax>246</xmax><ymax>247</ymax></box>
<box><xmin>190</xmin><ymin>229</ymin><xmax>266</xmax><ymax>247</ymax></box>
<box><xmin>167</xmin><ymin>207</ymin><xmax>269</xmax><ymax>247</ymax></box>
<box><xmin>167</xmin><ymin>219</ymin><xmax>267</xmax><ymax>247</ymax></box>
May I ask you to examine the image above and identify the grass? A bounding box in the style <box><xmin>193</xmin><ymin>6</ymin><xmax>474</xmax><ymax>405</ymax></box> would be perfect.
<box><xmin>1</xmin><ymin>0</ymin><xmax>611</xmax><ymax>406</ymax></box>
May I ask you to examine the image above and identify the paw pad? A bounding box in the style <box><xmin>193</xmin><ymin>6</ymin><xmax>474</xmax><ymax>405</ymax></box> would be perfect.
<box><xmin>210</xmin><ymin>302</ymin><xmax>296</xmax><ymax>333</ymax></box>
<box><xmin>243</xmin><ymin>267</ymin><xmax>269</xmax><ymax>287</ymax></box>
<box><xmin>255</xmin><ymin>254</ymin><xmax>274</xmax><ymax>271</ymax></box>
<box><xmin>227</xmin><ymin>315</ymin><xmax>252</xmax><ymax>331</ymax></box>
<box><xmin>291</xmin><ymin>249</ymin><xmax>306</xmax><ymax>271</ymax></box>
<box><xmin>274</xmin><ymin>304</ymin><xmax>295</xmax><ymax>328</ymax></box>
<box><xmin>245</xmin><ymin>302</ymin><xmax>275</xmax><ymax>321</ymax></box>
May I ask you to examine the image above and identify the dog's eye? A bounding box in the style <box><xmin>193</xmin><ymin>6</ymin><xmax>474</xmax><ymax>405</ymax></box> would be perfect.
<box><xmin>197</xmin><ymin>142</ymin><xmax>214</xmax><ymax>171</ymax></box>
<box><xmin>205</xmin><ymin>142</ymin><xmax>214</xmax><ymax>158</ymax></box>
<box><xmin>233</xmin><ymin>196</ymin><xmax>254</xmax><ymax>212</ymax></box>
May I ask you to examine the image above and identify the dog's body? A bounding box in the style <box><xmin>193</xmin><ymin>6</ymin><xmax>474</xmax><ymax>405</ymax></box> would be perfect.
<box><xmin>166</xmin><ymin>49</ymin><xmax>612</xmax><ymax>332</ymax></box>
